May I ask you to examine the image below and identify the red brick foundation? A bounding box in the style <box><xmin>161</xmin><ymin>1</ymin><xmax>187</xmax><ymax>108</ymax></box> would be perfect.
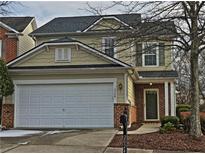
<box><xmin>130</xmin><ymin>106</ymin><xmax>137</xmax><ymax>124</ymax></box>
<box><xmin>1</xmin><ymin>104</ymin><xmax>14</xmax><ymax>128</ymax></box>
<box><xmin>114</xmin><ymin>103</ymin><xmax>137</xmax><ymax>128</ymax></box>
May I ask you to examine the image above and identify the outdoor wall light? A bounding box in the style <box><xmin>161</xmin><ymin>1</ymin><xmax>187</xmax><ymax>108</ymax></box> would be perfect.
<box><xmin>118</xmin><ymin>83</ymin><xmax>123</xmax><ymax>90</ymax></box>
<box><xmin>149</xmin><ymin>82</ymin><xmax>153</xmax><ymax>86</ymax></box>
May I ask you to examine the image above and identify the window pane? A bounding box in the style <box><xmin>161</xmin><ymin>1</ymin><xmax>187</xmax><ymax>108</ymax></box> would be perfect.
<box><xmin>58</xmin><ymin>49</ymin><xmax>63</xmax><ymax>60</ymax></box>
<box><xmin>103</xmin><ymin>38</ymin><xmax>115</xmax><ymax>57</ymax></box>
<box><xmin>145</xmin><ymin>55</ymin><xmax>157</xmax><ymax>65</ymax></box>
<box><xmin>64</xmin><ymin>48</ymin><xmax>69</xmax><ymax>60</ymax></box>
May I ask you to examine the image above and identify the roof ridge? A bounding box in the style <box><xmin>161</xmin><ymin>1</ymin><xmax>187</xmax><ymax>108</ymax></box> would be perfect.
<box><xmin>53</xmin><ymin>13</ymin><xmax>141</xmax><ymax>19</ymax></box>
<box><xmin>0</xmin><ymin>16</ymin><xmax>34</xmax><ymax>18</ymax></box>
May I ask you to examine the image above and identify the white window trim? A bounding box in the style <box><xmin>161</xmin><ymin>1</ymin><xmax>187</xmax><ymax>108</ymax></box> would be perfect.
<box><xmin>142</xmin><ymin>42</ymin><xmax>159</xmax><ymax>67</ymax></box>
<box><xmin>55</xmin><ymin>48</ymin><xmax>71</xmax><ymax>62</ymax></box>
<box><xmin>102</xmin><ymin>37</ymin><xmax>117</xmax><ymax>58</ymax></box>
<box><xmin>144</xmin><ymin>88</ymin><xmax>160</xmax><ymax>121</ymax></box>
<box><xmin>0</xmin><ymin>40</ymin><xmax>2</xmax><ymax>58</ymax></box>
<box><xmin>83</xmin><ymin>16</ymin><xmax>134</xmax><ymax>32</ymax></box>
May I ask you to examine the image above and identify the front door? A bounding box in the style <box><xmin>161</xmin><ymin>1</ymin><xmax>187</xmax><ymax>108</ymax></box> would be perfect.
<box><xmin>144</xmin><ymin>89</ymin><xmax>159</xmax><ymax>120</ymax></box>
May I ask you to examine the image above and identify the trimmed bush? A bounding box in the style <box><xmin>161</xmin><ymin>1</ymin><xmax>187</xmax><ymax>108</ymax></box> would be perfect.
<box><xmin>161</xmin><ymin>116</ymin><xmax>179</xmax><ymax>127</ymax></box>
<box><xmin>179</xmin><ymin>112</ymin><xmax>205</xmax><ymax>134</ymax></box>
<box><xmin>176</xmin><ymin>104</ymin><xmax>191</xmax><ymax>117</ymax></box>
<box><xmin>160</xmin><ymin>122</ymin><xmax>176</xmax><ymax>134</ymax></box>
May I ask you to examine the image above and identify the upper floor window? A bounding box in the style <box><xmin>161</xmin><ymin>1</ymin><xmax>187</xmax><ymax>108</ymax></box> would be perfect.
<box><xmin>0</xmin><ymin>40</ymin><xmax>2</xmax><ymax>58</ymax></box>
<box><xmin>142</xmin><ymin>42</ymin><xmax>159</xmax><ymax>66</ymax></box>
<box><xmin>102</xmin><ymin>37</ymin><xmax>116</xmax><ymax>58</ymax></box>
<box><xmin>55</xmin><ymin>48</ymin><xmax>71</xmax><ymax>62</ymax></box>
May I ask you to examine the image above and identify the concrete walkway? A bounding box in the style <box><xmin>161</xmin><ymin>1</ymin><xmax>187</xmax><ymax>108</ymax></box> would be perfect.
<box><xmin>118</xmin><ymin>123</ymin><xmax>160</xmax><ymax>134</ymax></box>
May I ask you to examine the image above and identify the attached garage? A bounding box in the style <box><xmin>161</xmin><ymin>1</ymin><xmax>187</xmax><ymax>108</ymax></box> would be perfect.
<box><xmin>2</xmin><ymin>39</ymin><xmax>135</xmax><ymax>129</ymax></box>
<box><xmin>15</xmin><ymin>82</ymin><xmax>114</xmax><ymax>128</ymax></box>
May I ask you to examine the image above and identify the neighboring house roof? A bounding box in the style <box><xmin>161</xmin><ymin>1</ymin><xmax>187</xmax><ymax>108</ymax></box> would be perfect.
<box><xmin>7</xmin><ymin>37</ymin><xmax>131</xmax><ymax>68</ymax></box>
<box><xmin>0</xmin><ymin>16</ymin><xmax>34</xmax><ymax>32</ymax></box>
<box><xmin>30</xmin><ymin>14</ymin><xmax>141</xmax><ymax>35</ymax></box>
<box><xmin>138</xmin><ymin>70</ymin><xmax>178</xmax><ymax>78</ymax></box>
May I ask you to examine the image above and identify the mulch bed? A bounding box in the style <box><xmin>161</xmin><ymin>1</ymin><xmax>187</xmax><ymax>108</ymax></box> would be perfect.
<box><xmin>109</xmin><ymin>132</ymin><xmax>205</xmax><ymax>152</ymax></box>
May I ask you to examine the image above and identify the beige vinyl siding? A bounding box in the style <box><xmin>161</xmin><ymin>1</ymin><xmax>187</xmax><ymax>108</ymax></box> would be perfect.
<box><xmin>37</xmin><ymin>36</ymin><xmax>173</xmax><ymax>70</ymax></box>
<box><xmin>127</xmin><ymin>76</ymin><xmax>135</xmax><ymax>105</ymax></box>
<box><xmin>15</xmin><ymin>45</ymin><xmax>114</xmax><ymax>67</ymax></box>
<box><xmin>18</xmin><ymin>22</ymin><xmax>36</xmax><ymax>55</ymax></box>
<box><xmin>11</xmin><ymin>73</ymin><xmax>126</xmax><ymax>104</ymax></box>
<box><xmin>117</xmin><ymin>38</ymin><xmax>135</xmax><ymax>65</ymax></box>
<box><xmin>89</xmin><ymin>19</ymin><xmax>124</xmax><ymax>31</ymax></box>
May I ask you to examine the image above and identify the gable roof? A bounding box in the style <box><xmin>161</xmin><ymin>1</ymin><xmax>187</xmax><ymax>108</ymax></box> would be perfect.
<box><xmin>0</xmin><ymin>16</ymin><xmax>34</xmax><ymax>32</ymax></box>
<box><xmin>7</xmin><ymin>37</ymin><xmax>131</xmax><ymax>68</ymax></box>
<box><xmin>30</xmin><ymin>13</ymin><xmax>141</xmax><ymax>35</ymax></box>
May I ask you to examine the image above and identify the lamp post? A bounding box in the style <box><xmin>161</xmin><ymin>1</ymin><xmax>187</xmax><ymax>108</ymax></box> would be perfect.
<box><xmin>120</xmin><ymin>109</ymin><xmax>128</xmax><ymax>153</ymax></box>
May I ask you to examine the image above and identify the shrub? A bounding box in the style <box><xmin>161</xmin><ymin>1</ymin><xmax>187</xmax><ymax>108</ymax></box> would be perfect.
<box><xmin>180</xmin><ymin>113</ymin><xmax>205</xmax><ymax>134</ymax></box>
<box><xmin>201</xmin><ymin>117</ymin><xmax>205</xmax><ymax>134</ymax></box>
<box><xmin>161</xmin><ymin>116</ymin><xmax>179</xmax><ymax>127</ymax></box>
<box><xmin>160</xmin><ymin>122</ymin><xmax>176</xmax><ymax>134</ymax></box>
<box><xmin>200</xmin><ymin>103</ymin><xmax>205</xmax><ymax>112</ymax></box>
<box><xmin>176</xmin><ymin>104</ymin><xmax>191</xmax><ymax>117</ymax></box>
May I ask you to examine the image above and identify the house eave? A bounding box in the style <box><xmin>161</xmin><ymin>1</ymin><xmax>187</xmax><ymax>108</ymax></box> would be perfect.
<box><xmin>135</xmin><ymin>77</ymin><xmax>176</xmax><ymax>83</ymax></box>
<box><xmin>29</xmin><ymin>30</ymin><xmax>133</xmax><ymax>37</ymax></box>
<box><xmin>8</xmin><ymin>67</ymin><xmax>130</xmax><ymax>75</ymax></box>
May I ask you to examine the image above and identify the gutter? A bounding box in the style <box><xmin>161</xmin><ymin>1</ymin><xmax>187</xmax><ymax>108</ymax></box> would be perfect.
<box><xmin>8</xmin><ymin>66</ymin><xmax>131</xmax><ymax>74</ymax></box>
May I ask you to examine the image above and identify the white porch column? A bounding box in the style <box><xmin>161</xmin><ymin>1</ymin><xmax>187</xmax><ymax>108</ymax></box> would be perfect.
<box><xmin>164</xmin><ymin>82</ymin><xmax>169</xmax><ymax>116</ymax></box>
<box><xmin>170</xmin><ymin>81</ymin><xmax>176</xmax><ymax>116</ymax></box>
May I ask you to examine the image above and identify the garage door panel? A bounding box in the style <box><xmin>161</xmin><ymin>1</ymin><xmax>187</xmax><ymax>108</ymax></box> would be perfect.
<box><xmin>16</xmin><ymin>83</ymin><xmax>114</xmax><ymax>128</ymax></box>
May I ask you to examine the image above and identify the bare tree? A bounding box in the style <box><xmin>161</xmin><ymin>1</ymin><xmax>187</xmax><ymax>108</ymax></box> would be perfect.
<box><xmin>0</xmin><ymin>1</ymin><xmax>16</xmax><ymax>15</ymax></box>
<box><xmin>86</xmin><ymin>1</ymin><xmax>205</xmax><ymax>138</ymax></box>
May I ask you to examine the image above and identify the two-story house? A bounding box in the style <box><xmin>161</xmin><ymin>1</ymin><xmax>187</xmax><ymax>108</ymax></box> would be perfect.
<box><xmin>2</xmin><ymin>14</ymin><xmax>177</xmax><ymax>129</ymax></box>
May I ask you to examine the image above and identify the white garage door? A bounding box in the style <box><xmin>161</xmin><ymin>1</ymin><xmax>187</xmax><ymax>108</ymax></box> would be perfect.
<box><xmin>15</xmin><ymin>83</ymin><xmax>114</xmax><ymax>128</ymax></box>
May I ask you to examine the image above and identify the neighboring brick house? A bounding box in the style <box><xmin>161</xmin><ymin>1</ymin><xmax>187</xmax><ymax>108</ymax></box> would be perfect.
<box><xmin>0</xmin><ymin>17</ymin><xmax>37</xmax><ymax>62</ymax></box>
<box><xmin>3</xmin><ymin>14</ymin><xmax>177</xmax><ymax>128</ymax></box>
<box><xmin>0</xmin><ymin>17</ymin><xmax>37</xmax><ymax>126</ymax></box>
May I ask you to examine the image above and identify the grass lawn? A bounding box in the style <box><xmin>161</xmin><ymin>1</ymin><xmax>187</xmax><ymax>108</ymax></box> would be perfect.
<box><xmin>109</xmin><ymin>131</ymin><xmax>205</xmax><ymax>152</ymax></box>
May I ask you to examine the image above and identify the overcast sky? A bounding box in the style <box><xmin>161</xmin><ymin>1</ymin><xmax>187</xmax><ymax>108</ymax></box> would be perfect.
<box><xmin>9</xmin><ymin>1</ymin><xmax>125</xmax><ymax>27</ymax></box>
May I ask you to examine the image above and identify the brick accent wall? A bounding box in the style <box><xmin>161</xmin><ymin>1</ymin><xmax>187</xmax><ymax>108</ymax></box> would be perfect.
<box><xmin>0</xmin><ymin>27</ymin><xmax>18</xmax><ymax>62</ymax></box>
<box><xmin>130</xmin><ymin>105</ymin><xmax>137</xmax><ymax>124</ymax></box>
<box><xmin>135</xmin><ymin>83</ymin><xmax>165</xmax><ymax>123</ymax></box>
<box><xmin>1</xmin><ymin>104</ymin><xmax>14</xmax><ymax>128</ymax></box>
<box><xmin>114</xmin><ymin>103</ymin><xmax>129</xmax><ymax>128</ymax></box>
<box><xmin>114</xmin><ymin>103</ymin><xmax>137</xmax><ymax>128</ymax></box>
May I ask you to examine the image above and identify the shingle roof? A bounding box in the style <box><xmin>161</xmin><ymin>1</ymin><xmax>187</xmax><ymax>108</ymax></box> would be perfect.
<box><xmin>139</xmin><ymin>21</ymin><xmax>176</xmax><ymax>36</ymax></box>
<box><xmin>0</xmin><ymin>17</ymin><xmax>34</xmax><ymax>32</ymax></box>
<box><xmin>30</xmin><ymin>14</ymin><xmax>141</xmax><ymax>35</ymax></box>
<box><xmin>138</xmin><ymin>70</ymin><xmax>178</xmax><ymax>78</ymax></box>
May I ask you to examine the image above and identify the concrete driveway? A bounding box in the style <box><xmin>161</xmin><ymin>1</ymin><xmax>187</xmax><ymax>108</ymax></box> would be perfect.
<box><xmin>0</xmin><ymin>129</ymin><xmax>117</xmax><ymax>153</ymax></box>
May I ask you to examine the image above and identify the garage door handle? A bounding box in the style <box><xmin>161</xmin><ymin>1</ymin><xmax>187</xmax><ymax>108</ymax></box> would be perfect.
<box><xmin>62</xmin><ymin>109</ymin><xmax>65</xmax><ymax>112</ymax></box>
